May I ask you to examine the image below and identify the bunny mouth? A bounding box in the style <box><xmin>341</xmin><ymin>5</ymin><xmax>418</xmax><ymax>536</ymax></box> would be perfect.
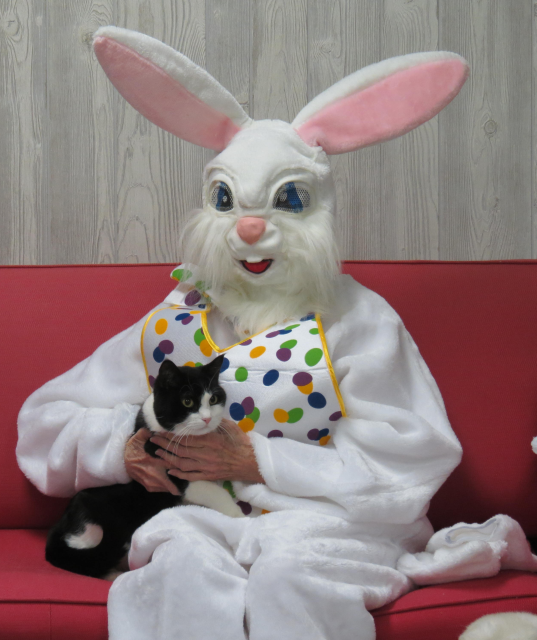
<box><xmin>241</xmin><ymin>259</ymin><xmax>273</xmax><ymax>274</ymax></box>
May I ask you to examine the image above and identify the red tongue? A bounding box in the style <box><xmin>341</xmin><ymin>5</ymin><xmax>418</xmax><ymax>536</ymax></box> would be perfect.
<box><xmin>241</xmin><ymin>260</ymin><xmax>272</xmax><ymax>274</ymax></box>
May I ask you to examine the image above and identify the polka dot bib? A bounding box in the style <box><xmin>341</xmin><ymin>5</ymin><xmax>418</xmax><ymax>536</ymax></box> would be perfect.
<box><xmin>141</xmin><ymin>298</ymin><xmax>346</xmax><ymax>515</ymax></box>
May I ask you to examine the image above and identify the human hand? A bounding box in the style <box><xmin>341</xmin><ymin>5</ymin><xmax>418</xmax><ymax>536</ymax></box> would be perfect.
<box><xmin>149</xmin><ymin>419</ymin><xmax>265</xmax><ymax>485</ymax></box>
<box><xmin>124</xmin><ymin>428</ymin><xmax>181</xmax><ymax>495</ymax></box>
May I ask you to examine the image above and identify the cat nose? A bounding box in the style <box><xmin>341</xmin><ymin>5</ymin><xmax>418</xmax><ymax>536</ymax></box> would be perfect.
<box><xmin>236</xmin><ymin>217</ymin><xmax>266</xmax><ymax>245</ymax></box>
<box><xmin>202</xmin><ymin>417</ymin><xmax>211</xmax><ymax>425</ymax></box>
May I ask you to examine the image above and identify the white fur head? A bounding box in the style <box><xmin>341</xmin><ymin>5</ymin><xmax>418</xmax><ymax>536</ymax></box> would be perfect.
<box><xmin>94</xmin><ymin>27</ymin><xmax>469</xmax><ymax>332</ymax></box>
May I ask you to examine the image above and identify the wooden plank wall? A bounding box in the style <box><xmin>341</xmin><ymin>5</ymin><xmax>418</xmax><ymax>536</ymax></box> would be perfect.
<box><xmin>0</xmin><ymin>0</ymin><xmax>534</xmax><ymax>264</ymax></box>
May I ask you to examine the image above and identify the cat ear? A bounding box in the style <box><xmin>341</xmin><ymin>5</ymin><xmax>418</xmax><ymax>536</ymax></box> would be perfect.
<box><xmin>204</xmin><ymin>355</ymin><xmax>225</xmax><ymax>381</ymax></box>
<box><xmin>157</xmin><ymin>359</ymin><xmax>180</xmax><ymax>388</ymax></box>
<box><xmin>292</xmin><ymin>51</ymin><xmax>469</xmax><ymax>155</ymax></box>
<box><xmin>93</xmin><ymin>26</ymin><xmax>252</xmax><ymax>151</ymax></box>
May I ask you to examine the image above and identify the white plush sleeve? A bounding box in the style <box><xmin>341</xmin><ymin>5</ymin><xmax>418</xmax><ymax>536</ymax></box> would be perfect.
<box><xmin>16</xmin><ymin>312</ymin><xmax>154</xmax><ymax>497</ymax></box>
<box><xmin>237</xmin><ymin>277</ymin><xmax>462</xmax><ymax>523</ymax></box>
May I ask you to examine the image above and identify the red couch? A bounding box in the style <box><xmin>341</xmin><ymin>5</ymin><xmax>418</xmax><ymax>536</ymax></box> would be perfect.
<box><xmin>2</xmin><ymin>261</ymin><xmax>537</xmax><ymax>639</ymax></box>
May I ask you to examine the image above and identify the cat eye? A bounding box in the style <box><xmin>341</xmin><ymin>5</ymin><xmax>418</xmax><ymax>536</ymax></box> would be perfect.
<box><xmin>209</xmin><ymin>395</ymin><xmax>219</xmax><ymax>405</ymax></box>
<box><xmin>210</xmin><ymin>181</ymin><xmax>234</xmax><ymax>212</ymax></box>
<box><xmin>273</xmin><ymin>182</ymin><xmax>310</xmax><ymax>213</ymax></box>
<box><xmin>182</xmin><ymin>399</ymin><xmax>194</xmax><ymax>408</ymax></box>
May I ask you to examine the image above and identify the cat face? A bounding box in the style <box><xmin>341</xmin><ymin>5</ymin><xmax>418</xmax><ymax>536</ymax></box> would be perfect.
<box><xmin>143</xmin><ymin>356</ymin><xmax>226</xmax><ymax>437</ymax></box>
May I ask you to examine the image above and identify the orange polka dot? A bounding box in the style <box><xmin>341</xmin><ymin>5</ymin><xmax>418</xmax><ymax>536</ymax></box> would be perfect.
<box><xmin>298</xmin><ymin>382</ymin><xmax>313</xmax><ymax>395</ymax></box>
<box><xmin>183</xmin><ymin>361</ymin><xmax>196</xmax><ymax>367</ymax></box>
<box><xmin>239</xmin><ymin>417</ymin><xmax>255</xmax><ymax>432</ymax></box>
<box><xmin>199</xmin><ymin>339</ymin><xmax>213</xmax><ymax>357</ymax></box>
<box><xmin>319</xmin><ymin>435</ymin><xmax>331</xmax><ymax>446</ymax></box>
<box><xmin>250</xmin><ymin>346</ymin><xmax>266</xmax><ymax>359</ymax></box>
<box><xmin>155</xmin><ymin>318</ymin><xmax>168</xmax><ymax>335</ymax></box>
<box><xmin>274</xmin><ymin>409</ymin><xmax>289</xmax><ymax>423</ymax></box>
<box><xmin>261</xmin><ymin>509</ymin><xmax>271</xmax><ymax>515</ymax></box>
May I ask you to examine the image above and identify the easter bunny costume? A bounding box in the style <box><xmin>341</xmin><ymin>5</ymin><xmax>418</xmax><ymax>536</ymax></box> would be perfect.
<box><xmin>17</xmin><ymin>27</ymin><xmax>472</xmax><ymax>640</ymax></box>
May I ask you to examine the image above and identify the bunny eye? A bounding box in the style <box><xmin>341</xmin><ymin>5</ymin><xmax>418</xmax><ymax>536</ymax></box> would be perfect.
<box><xmin>273</xmin><ymin>182</ymin><xmax>310</xmax><ymax>213</ymax></box>
<box><xmin>210</xmin><ymin>182</ymin><xmax>234</xmax><ymax>212</ymax></box>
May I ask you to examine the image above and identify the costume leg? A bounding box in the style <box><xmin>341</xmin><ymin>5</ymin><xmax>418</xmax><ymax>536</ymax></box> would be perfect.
<box><xmin>108</xmin><ymin>506</ymin><xmax>249</xmax><ymax>640</ymax></box>
<box><xmin>245</xmin><ymin>518</ymin><xmax>411</xmax><ymax>640</ymax></box>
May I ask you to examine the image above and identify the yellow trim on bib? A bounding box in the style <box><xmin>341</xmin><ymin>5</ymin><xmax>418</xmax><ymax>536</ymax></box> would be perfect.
<box><xmin>200</xmin><ymin>311</ymin><xmax>273</xmax><ymax>353</ymax></box>
<box><xmin>140</xmin><ymin>305</ymin><xmax>180</xmax><ymax>392</ymax></box>
<box><xmin>315</xmin><ymin>314</ymin><xmax>347</xmax><ymax>417</ymax></box>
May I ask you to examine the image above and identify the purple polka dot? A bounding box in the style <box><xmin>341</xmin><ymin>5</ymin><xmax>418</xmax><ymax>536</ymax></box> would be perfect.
<box><xmin>292</xmin><ymin>372</ymin><xmax>313</xmax><ymax>387</ymax></box>
<box><xmin>329</xmin><ymin>411</ymin><xmax>342</xmax><ymax>421</ymax></box>
<box><xmin>268</xmin><ymin>430</ymin><xmax>284</xmax><ymax>438</ymax></box>
<box><xmin>237</xmin><ymin>501</ymin><xmax>252</xmax><ymax>515</ymax></box>
<box><xmin>241</xmin><ymin>396</ymin><xmax>255</xmax><ymax>415</ymax></box>
<box><xmin>276</xmin><ymin>348</ymin><xmax>292</xmax><ymax>362</ymax></box>
<box><xmin>148</xmin><ymin>375</ymin><xmax>156</xmax><ymax>388</ymax></box>
<box><xmin>307</xmin><ymin>429</ymin><xmax>320</xmax><ymax>441</ymax></box>
<box><xmin>185</xmin><ymin>290</ymin><xmax>202</xmax><ymax>306</ymax></box>
<box><xmin>159</xmin><ymin>340</ymin><xmax>174</xmax><ymax>355</ymax></box>
<box><xmin>266</xmin><ymin>331</ymin><xmax>280</xmax><ymax>338</ymax></box>
<box><xmin>240</xmin><ymin>339</ymin><xmax>252</xmax><ymax>346</ymax></box>
<box><xmin>182</xmin><ymin>315</ymin><xmax>193</xmax><ymax>325</ymax></box>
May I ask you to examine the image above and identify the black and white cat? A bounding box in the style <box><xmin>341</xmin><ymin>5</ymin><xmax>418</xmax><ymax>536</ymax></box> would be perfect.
<box><xmin>45</xmin><ymin>355</ymin><xmax>243</xmax><ymax>580</ymax></box>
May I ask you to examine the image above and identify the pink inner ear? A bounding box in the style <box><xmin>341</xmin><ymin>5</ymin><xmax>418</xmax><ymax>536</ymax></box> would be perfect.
<box><xmin>295</xmin><ymin>59</ymin><xmax>468</xmax><ymax>154</ymax></box>
<box><xmin>94</xmin><ymin>37</ymin><xmax>240</xmax><ymax>151</ymax></box>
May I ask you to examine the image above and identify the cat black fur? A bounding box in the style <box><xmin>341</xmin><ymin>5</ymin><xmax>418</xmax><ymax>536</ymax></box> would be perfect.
<box><xmin>45</xmin><ymin>355</ymin><xmax>225</xmax><ymax>579</ymax></box>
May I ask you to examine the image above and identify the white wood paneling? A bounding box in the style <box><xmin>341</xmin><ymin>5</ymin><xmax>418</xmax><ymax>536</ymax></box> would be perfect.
<box><xmin>0</xmin><ymin>0</ymin><xmax>535</xmax><ymax>263</ymax></box>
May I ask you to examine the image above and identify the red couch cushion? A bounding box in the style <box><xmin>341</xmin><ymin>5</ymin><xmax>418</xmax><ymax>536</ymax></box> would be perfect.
<box><xmin>0</xmin><ymin>529</ymin><xmax>109</xmax><ymax>639</ymax></box>
<box><xmin>4</xmin><ymin>262</ymin><xmax>537</xmax><ymax>532</ymax></box>
<box><xmin>2</xmin><ymin>529</ymin><xmax>536</xmax><ymax>640</ymax></box>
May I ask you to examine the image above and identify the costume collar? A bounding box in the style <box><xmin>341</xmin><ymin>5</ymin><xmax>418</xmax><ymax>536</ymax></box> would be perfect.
<box><xmin>164</xmin><ymin>264</ymin><xmax>214</xmax><ymax>308</ymax></box>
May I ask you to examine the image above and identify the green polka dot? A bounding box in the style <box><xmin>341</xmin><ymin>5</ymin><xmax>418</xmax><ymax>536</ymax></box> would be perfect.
<box><xmin>284</xmin><ymin>324</ymin><xmax>300</xmax><ymax>331</ymax></box>
<box><xmin>287</xmin><ymin>408</ymin><xmax>304</xmax><ymax>423</ymax></box>
<box><xmin>247</xmin><ymin>407</ymin><xmax>260</xmax><ymax>423</ymax></box>
<box><xmin>280</xmin><ymin>339</ymin><xmax>297</xmax><ymax>349</ymax></box>
<box><xmin>235</xmin><ymin>367</ymin><xmax>248</xmax><ymax>382</ymax></box>
<box><xmin>195</xmin><ymin>280</ymin><xmax>207</xmax><ymax>292</ymax></box>
<box><xmin>194</xmin><ymin>328</ymin><xmax>205</xmax><ymax>346</ymax></box>
<box><xmin>309</xmin><ymin>328</ymin><xmax>319</xmax><ymax>335</ymax></box>
<box><xmin>195</xmin><ymin>362</ymin><xmax>202</xmax><ymax>367</ymax></box>
<box><xmin>305</xmin><ymin>348</ymin><xmax>323</xmax><ymax>367</ymax></box>
<box><xmin>223</xmin><ymin>480</ymin><xmax>236</xmax><ymax>499</ymax></box>
<box><xmin>172</xmin><ymin>268</ymin><xmax>193</xmax><ymax>282</ymax></box>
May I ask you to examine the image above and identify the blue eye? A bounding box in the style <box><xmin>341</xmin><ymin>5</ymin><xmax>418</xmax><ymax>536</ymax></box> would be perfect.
<box><xmin>210</xmin><ymin>182</ymin><xmax>233</xmax><ymax>212</ymax></box>
<box><xmin>273</xmin><ymin>182</ymin><xmax>310</xmax><ymax>213</ymax></box>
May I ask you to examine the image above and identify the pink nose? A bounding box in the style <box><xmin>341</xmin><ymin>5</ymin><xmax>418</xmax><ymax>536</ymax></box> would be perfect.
<box><xmin>203</xmin><ymin>418</ymin><xmax>211</xmax><ymax>425</ymax></box>
<box><xmin>236</xmin><ymin>217</ymin><xmax>266</xmax><ymax>245</ymax></box>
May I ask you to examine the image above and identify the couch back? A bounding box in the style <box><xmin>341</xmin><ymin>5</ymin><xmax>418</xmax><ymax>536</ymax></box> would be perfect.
<box><xmin>2</xmin><ymin>262</ymin><xmax>537</xmax><ymax>534</ymax></box>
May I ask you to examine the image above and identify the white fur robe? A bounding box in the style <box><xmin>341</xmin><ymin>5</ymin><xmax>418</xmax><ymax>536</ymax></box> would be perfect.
<box><xmin>17</xmin><ymin>274</ymin><xmax>462</xmax><ymax>640</ymax></box>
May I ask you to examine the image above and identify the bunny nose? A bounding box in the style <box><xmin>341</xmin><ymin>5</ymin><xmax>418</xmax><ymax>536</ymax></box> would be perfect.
<box><xmin>236</xmin><ymin>217</ymin><xmax>266</xmax><ymax>245</ymax></box>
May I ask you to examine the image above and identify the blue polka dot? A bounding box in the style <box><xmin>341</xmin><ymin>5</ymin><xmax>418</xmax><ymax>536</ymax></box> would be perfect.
<box><xmin>308</xmin><ymin>392</ymin><xmax>327</xmax><ymax>409</ymax></box>
<box><xmin>175</xmin><ymin>313</ymin><xmax>191</xmax><ymax>321</ymax></box>
<box><xmin>198</xmin><ymin>304</ymin><xmax>206</xmax><ymax>309</ymax></box>
<box><xmin>220</xmin><ymin>357</ymin><xmax>230</xmax><ymax>373</ymax></box>
<box><xmin>263</xmin><ymin>370</ymin><xmax>280</xmax><ymax>386</ymax></box>
<box><xmin>279</xmin><ymin>329</ymin><xmax>292</xmax><ymax>335</ymax></box>
<box><xmin>300</xmin><ymin>313</ymin><xmax>315</xmax><ymax>321</ymax></box>
<box><xmin>153</xmin><ymin>347</ymin><xmax>165</xmax><ymax>363</ymax></box>
<box><xmin>319</xmin><ymin>428</ymin><xmax>329</xmax><ymax>439</ymax></box>
<box><xmin>229</xmin><ymin>402</ymin><xmax>246</xmax><ymax>421</ymax></box>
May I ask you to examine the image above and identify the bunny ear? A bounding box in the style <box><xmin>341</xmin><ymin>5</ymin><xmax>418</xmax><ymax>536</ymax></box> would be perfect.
<box><xmin>292</xmin><ymin>52</ymin><xmax>469</xmax><ymax>155</ymax></box>
<box><xmin>93</xmin><ymin>26</ymin><xmax>251</xmax><ymax>151</ymax></box>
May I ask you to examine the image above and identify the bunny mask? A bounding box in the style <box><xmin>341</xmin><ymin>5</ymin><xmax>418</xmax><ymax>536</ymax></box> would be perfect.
<box><xmin>93</xmin><ymin>27</ymin><xmax>468</xmax><ymax>334</ymax></box>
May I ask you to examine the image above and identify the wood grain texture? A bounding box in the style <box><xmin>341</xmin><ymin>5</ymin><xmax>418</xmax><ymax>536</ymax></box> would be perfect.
<box><xmin>381</xmin><ymin>0</ymin><xmax>440</xmax><ymax>259</ymax></box>
<box><xmin>307</xmin><ymin>0</ymin><xmax>382</xmax><ymax>260</ymax></box>
<box><xmin>0</xmin><ymin>0</ymin><xmax>535</xmax><ymax>263</ymax></box>
<box><xmin>439</xmin><ymin>0</ymin><xmax>532</xmax><ymax>260</ymax></box>
<box><xmin>0</xmin><ymin>0</ymin><xmax>47</xmax><ymax>264</ymax></box>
